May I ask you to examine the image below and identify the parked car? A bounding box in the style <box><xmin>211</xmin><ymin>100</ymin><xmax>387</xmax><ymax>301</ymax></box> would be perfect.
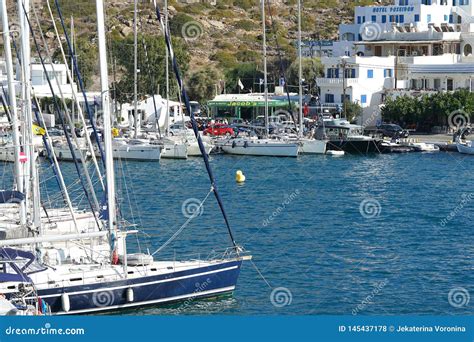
<box><xmin>203</xmin><ymin>124</ymin><xmax>234</xmax><ymax>137</ymax></box>
<box><xmin>365</xmin><ymin>124</ymin><xmax>409</xmax><ymax>138</ymax></box>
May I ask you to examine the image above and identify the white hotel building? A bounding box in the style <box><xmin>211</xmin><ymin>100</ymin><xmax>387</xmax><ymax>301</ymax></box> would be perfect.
<box><xmin>316</xmin><ymin>0</ymin><xmax>474</xmax><ymax>125</ymax></box>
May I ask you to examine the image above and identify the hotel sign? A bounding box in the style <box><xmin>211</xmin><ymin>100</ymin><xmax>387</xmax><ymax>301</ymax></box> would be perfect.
<box><xmin>372</xmin><ymin>6</ymin><xmax>415</xmax><ymax>13</ymax></box>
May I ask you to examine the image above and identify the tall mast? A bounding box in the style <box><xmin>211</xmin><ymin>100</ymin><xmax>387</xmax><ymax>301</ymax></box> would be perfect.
<box><xmin>18</xmin><ymin>0</ymin><xmax>41</xmax><ymax>230</ymax></box>
<box><xmin>164</xmin><ymin>0</ymin><xmax>169</xmax><ymax>136</ymax></box>
<box><xmin>297</xmin><ymin>0</ymin><xmax>303</xmax><ymax>137</ymax></box>
<box><xmin>261</xmin><ymin>0</ymin><xmax>268</xmax><ymax>137</ymax></box>
<box><xmin>133</xmin><ymin>0</ymin><xmax>140</xmax><ymax>138</ymax></box>
<box><xmin>1</xmin><ymin>0</ymin><xmax>24</xmax><ymax>223</ymax></box>
<box><xmin>96</xmin><ymin>0</ymin><xmax>116</xmax><ymax>239</ymax></box>
<box><xmin>71</xmin><ymin>15</ymin><xmax>74</xmax><ymax>123</ymax></box>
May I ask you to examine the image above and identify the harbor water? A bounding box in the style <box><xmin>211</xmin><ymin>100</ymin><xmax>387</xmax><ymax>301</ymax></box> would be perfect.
<box><xmin>3</xmin><ymin>152</ymin><xmax>473</xmax><ymax>315</ymax></box>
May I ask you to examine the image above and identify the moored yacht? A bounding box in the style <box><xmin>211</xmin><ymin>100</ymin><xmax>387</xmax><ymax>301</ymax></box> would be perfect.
<box><xmin>316</xmin><ymin>118</ymin><xmax>381</xmax><ymax>154</ymax></box>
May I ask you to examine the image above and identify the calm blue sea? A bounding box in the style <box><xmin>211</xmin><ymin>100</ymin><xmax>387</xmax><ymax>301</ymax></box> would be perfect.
<box><xmin>1</xmin><ymin>152</ymin><xmax>473</xmax><ymax>315</ymax></box>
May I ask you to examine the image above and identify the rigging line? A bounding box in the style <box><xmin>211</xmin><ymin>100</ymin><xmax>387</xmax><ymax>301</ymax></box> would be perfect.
<box><xmin>52</xmin><ymin>0</ymin><xmax>106</xmax><ymax>168</ymax></box>
<box><xmin>265</xmin><ymin>0</ymin><xmax>298</xmax><ymax>129</ymax></box>
<box><xmin>31</xmin><ymin>3</ymin><xmax>101</xmax><ymax>213</ymax></box>
<box><xmin>44</xmin><ymin>1</ymin><xmax>105</xmax><ymax>191</ymax></box>
<box><xmin>138</xmin><ymin>10</ymin><xmax>162</xmax><ymax>138</ymax></box>
<box><xmin>249</xmin><ymin>259</ymin><xmax>272</xmax><ymax>289</ymax></box>
<box><xmin>21</xmin><ymin>1</ymin><xmax>101</xmax><ymax>231</ymax></box>
<box><xmin>152</xmin><ymin>1</ymin><xmax>238</xmax><ymax>249</ymax></box>
<box><xmin>151</xmin><ymin>188</ymin><xmax>213</xmax><ymax>256</ymax></box>
<box><xmin>0</xmin><ymin>86</ymin><xmax>12</xmax><ymax>125</ymax></box>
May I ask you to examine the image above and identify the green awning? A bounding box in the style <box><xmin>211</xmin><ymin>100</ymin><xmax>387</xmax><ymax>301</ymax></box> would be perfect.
<box><xmin>208</xmin><ymin>100</ymin><xmax>291</xmax><ymax>108</ymax></box>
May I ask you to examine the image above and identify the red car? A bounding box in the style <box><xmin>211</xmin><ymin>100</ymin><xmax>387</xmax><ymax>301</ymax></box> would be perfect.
<box><xmin>203</xmin><ymin>124</ymin><xmax>234</xmax><ymax>137</ymax></box>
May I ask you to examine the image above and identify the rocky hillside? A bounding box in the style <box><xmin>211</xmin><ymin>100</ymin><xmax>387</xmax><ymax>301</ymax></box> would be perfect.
<box><xmin>18</xmin><ymin>0</ymin><xmax>391</xmax><ymax>90</ymax></box>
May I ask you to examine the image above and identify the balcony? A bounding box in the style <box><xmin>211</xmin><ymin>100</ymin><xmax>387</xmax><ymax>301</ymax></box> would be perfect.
<box><xmin>316</xmin><ymin>78</ymin><xmax>360</xmax><ymax>87</ymax></box>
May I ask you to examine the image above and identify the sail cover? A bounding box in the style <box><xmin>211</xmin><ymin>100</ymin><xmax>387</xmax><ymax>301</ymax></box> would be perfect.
<box><xmin>0</xmin><ymin>191</ymin><xmax>25</xmax><ymax>204</ymax></box>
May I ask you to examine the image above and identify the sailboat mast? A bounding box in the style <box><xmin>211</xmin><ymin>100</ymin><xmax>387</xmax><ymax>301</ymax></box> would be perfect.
<box><xmin>71</xmin><ymin>15</ymin><xmax>75</xmax><ymax>124</ymax></box>
<box><xmin>297</xmin><ymin>0</ymin><xmax>303</xmax><ymax>137</ymax></box>
<box><xmin>261</xmin><ymin>0</ymin><xmax>269</xmax><ymax>137</ymax></box>
<box><xmin>164</xmin><ymin>0</ymin><xmax>169</xmax><ymax>136</ymax></box>
<box><xmin>19</xmin><ymin>0</ymin><xmax>41</xmax><ymax>231</ymax></box>
<box><xmin>96</xmin><ymin>0</ymin><xmax>116</xmax><ymax>238</ymax></box>
<box><xmin>1</xmin><ymin>0</ymin><xmax>24</xmax><ymax>222</ymax></box>
<box><xmin>133</xmin><ymin>0</ymin><xmax>139</xmax><ymax>138</ymax></box>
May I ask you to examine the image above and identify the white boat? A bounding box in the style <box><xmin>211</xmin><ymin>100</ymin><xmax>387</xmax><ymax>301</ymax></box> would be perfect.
<box><xmin>407</xmin><ymin>142</ymin><xmax>440</xmax><ymax>152</ymax></box>
<box><xmin>457</xmin><ymin>141</ymin><xmax>474</xmax><ymax>155</ymax></box>
<box><xmin>113</xmin><ymin>138</ymin><xmax>161</xmax><ymax>160</ymax></box>
<box><xmin>221</xmin><ymin>137</ymin><xmax>299</xmax><ymax>157</ymax></box>
<box><xmin>159</xmin><ymin>140</ymin><xmax>188</xmax><ymax>159</ymax></box>
<box><xmin>186</xmin><ymin>138</ymin><xmax>213</xmax><ymax>157</ymax></box>
<box><xmin>298</xmin><ymin>138</ymin><xmax>327</xmax><ymax>154</ymax></box>
<box><xmin>54</xmin><ymin>144</ymin><xmax>91</xmax><ymax>161</ymax></box>
<box><xmin>0</xmin><ymin>145</ymin><xmax>15</xmax><ymax>162</ymax></box>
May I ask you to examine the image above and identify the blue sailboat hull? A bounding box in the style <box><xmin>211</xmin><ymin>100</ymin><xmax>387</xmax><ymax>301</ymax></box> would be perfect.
<box><xmin>37</xmin><ymin>260</ymin><xmax>243</xmax><ymax>315</ymax></box>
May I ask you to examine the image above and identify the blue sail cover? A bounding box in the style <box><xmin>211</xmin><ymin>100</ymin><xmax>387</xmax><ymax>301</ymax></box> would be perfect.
<box><xmin>0</xmin><ymin>248</ymin><xmax>46</xmax><ymax>283</ymax></box>
<box><xmin>0</xmin><ymin>191</ymin><xmax>25</xmax><ymax>204</ymax></box>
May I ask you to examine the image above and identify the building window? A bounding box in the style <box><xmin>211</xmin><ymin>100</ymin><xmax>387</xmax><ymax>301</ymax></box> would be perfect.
<box><xmin>325</xmin><ymin>94</ymin><xmax>335</xmax><ymax>103</ymax></box>
<box><xmin>422</xmin><ymin>0</ymin><xmax>432</xmax><ymax>4</ymax></box>
<box><xmin>399</xmin><ymin>0</ymin><xmax>408</xmax><ymax>4</ymax></box>
<box><xmin>427</xmin><ymin>14</ymin><xmax>432</xmax><ymax>22</ymax></box>
<box><xmin>399</xmin><ymin>15</ymin><xmax>405</xmax><ymax>23</ymax></box>
<box><xmin>414</xmin><ymin>14</ymin><xmax>420</xmax><ymax>22</ymax></box>
<box><xmin>449</xmin><ymin>15</ymin><xmax>454</xmax><ymax>23</ymax></box>
<box><xmin>371</xmin><ymin>15</ymin><xmax>376</xmax><ymax>22</ymax></box>
<box><xmin>327</xmin><ymin>68</ymin><xmax>339</xmax><ymax>78</ymax></box>
<box><xmin>341</xmin><ymin>94</ymin><xmax>351</xmax><ymax>103</ymax></box>
<box><xmin>345</xmin><ymin>68</ymin><xmax>356</xmax><ymax>78</ymax></box>
<box><xmin>389</xmin><ymin>15</ymin><xmax>395</xmax><ymax>23</ymax></box>
<box><xmin>459</xmin><ymin>0</ymin><xmax>469</xmax><ymax>4</ymax></box>
<box><xmin>384</xmin><ymin>69</ymin><xmax>393</xmax><ymax>77</ymax></box>
<box><xmin>434</xmin><ymin>79</ymin><xmax>441</xmax><ymax>90</ymax></box>
<box><xmin>382</xmin><ymin>15</ymin><xmax>387</xmax><ymax>23</ymax></box>
<box><xmin>357</xmin><ymin>16</ymin><xmax>362</xmax><ymax>24</ymax></box>
<box><xmin>367</xmin><ymin>69</ymin><xmax>374</xmax><ymax>78</ymax></box>
<box><xmin>464</xmin><ymin>44</ymin><xmax>473</xmax><ymax>56</ymax></box>
<box><xmin>361</xmin><ymin>95</ymin><xmax>367</xmax><ymax>104</ymax></box>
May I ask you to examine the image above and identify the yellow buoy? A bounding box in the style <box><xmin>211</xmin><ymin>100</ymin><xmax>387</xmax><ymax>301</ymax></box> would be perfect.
<box><xmin>235</xmin><ymin>170</ymin><xmax>246</xmax><ymax>183</ymax></box>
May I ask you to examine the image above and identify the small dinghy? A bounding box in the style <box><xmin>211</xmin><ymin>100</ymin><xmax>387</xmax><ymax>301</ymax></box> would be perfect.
<box><xmin>120</xmin><ymin>253</ymin><xmax>154</xmax><ymax>266</ymax></box>
<box><xmin>326</xmin><ymin>150</ymin><xmax>345</xmax><ymax>156</ymax></box>
<box><xmin>457</xmin><ymin>141</ymin><xmax>474</xmax><ymax>155</ymax></box>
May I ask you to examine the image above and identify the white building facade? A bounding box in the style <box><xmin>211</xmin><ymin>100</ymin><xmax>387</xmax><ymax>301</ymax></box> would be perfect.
<box><xmin>316</xmin><ymin>0</ymin><xmax>474</xmax><ymax>125</ymax></box>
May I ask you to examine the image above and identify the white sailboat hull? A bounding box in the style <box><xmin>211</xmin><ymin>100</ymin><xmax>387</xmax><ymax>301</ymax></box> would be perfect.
<box><xmin>222</xmin><ymin>139</ymin><xmax>299</xmax><ymax>157</ymax></box>
<box><xmin>160</xmin><ymin>143</ymin><xmax>188</xmax><ymax>159</ymax></box>
<box><xmin>186</xmin><ymin>140</ymin><xmax>213</xmax><ymax>157</ymax></box>
<box><xmin>298</xmin><ymin>139</ymin><xmax>327</xmax><ymax>154</ymax></box>
<box><xmin>457</xmin><ymin>141</ymin><xmax>474</xmax><ymax>155</ymax></box>
<box><xmin>113</xmin><ymin>144</ymin><xmax>161</xmax><ymax>160</ymax></box>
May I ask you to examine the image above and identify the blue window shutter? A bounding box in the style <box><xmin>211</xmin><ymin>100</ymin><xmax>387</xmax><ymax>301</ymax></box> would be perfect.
<box><xmin>415</xmin><ymin>14</ymin><xmax>420</xmax><ymax>22</ymax></box>
<box><xmin>367</xmin><ymin>69</ymin><xmax>374</xmax><ymax>78</ymax></box>
<box><xmin>382</xmin><ymin>15</ymin><xmax>387</xmax><ymax>23</ymax></box>
<box><xmin>361</xmin><ymin>95</ymin><xmax>367</xmax><ymax>104</ymax></box>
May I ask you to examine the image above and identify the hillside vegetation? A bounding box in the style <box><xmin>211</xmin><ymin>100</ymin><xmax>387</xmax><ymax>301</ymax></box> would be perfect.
<box><xmin>27</xmin><ymin>0</ymin><xmax>390</xmax><ymax>102</ymax></box>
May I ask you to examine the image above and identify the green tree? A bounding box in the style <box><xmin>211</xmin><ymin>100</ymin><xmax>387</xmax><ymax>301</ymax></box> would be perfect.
<box><xmin>112</xmin><ymin>34</ymin><xmax>190</xmax><ymax>104</ymax></box>
<box><xmin>186</xmin><ymin>67</ymin><xmax>221</xmax><ymax>103</ymax></box>
<box><xmin>344</xmin><ymin>101</ymin><xmax>363</xmax><ymax>123</ymax></box>
<box><xmin>53</xmin><ymin>37</ymin><xmax>98</xmax><ymax>88</ymax></box>
<box><xmin>286</xmin><ymin>58</ymin><xmax>323</xmax><ymax>94</ymax></box>
<box><xmin>225</xmin><ymin>63</ymin><xmax>264</xmax><ymax>93</ymax></box>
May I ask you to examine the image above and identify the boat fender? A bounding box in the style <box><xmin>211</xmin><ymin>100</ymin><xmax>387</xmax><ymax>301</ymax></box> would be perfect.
<box><xmin>232</xmin><ymin>141</ymin><xmax>236</xmax><ymax>148</ymax></box>
<box><xmin>126</xmin><ymin>288</ymin><xmax>134</xmax><ymax>303</ymax></box>
<box><xmin>61</xmin><ymin>293</ymin><xmax>70</xmax><ymax>312</ymax></box>
<box><xmin>244</xmin><ymin>141</ymin><xmax>248</xmax><ymax>148</ymax></box>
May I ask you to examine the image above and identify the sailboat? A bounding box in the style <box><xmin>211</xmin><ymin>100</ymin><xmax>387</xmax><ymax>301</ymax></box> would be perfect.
<box><xmin>111</xmin><ymin>0</ymin><xmax>162</xmax><ymax>161</ymax></box>
<box><xmin>0</xmin><ymin>0</ymin><xmax>249</xmax><ymax>315</ymax></box>
<box><xmin>221</xmin><ymin>0</ymin><xmax>299</xmax><ymax>158</ymax></box>
<box><xmin>294</xmin><ymin>0</ymin><xmax>326</xmax><ymax>155</ymax></box>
